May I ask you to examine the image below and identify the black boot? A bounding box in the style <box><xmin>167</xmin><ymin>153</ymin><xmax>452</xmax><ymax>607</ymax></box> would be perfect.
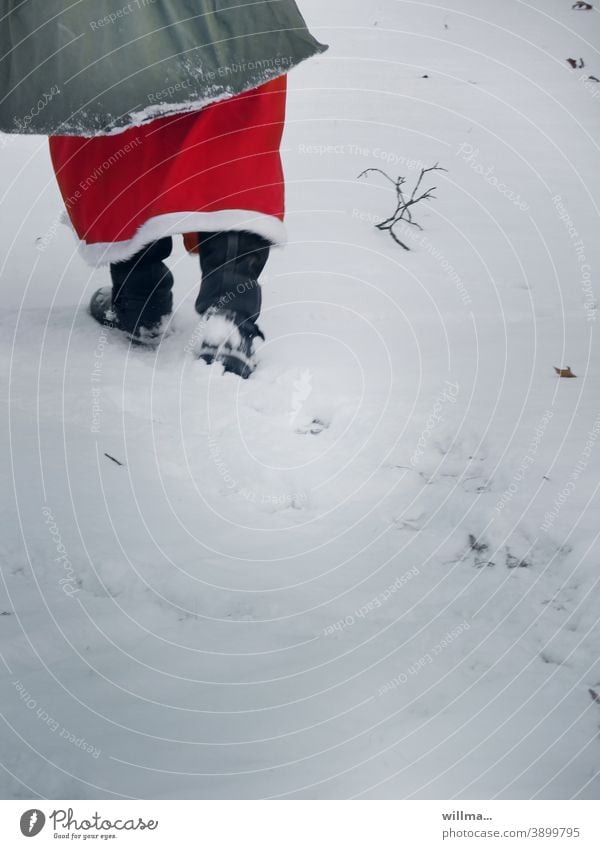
<box><xmin>195</xmin><ymin>230</ymin><xmax>270</xmax><ymax>378</ymax></box>
<box><xmin>90</xmin><ymin>237</ymin><xmax>174</xmax><ymax>344</ymax></box>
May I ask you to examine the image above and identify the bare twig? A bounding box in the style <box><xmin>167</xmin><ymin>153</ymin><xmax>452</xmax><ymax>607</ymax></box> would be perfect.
<box><xmin>358</xmin><ymin>164</ymin><xmax>446</xmax><ymax>249</ymax></box>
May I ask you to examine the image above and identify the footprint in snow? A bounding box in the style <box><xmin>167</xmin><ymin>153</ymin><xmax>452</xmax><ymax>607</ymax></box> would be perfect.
<box><xmin>295</xmin><ymin>417</ymin><xmax>330</xmax><ymax>436</ymax></box>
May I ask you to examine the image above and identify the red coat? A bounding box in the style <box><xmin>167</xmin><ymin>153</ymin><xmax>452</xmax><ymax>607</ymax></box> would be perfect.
<box><xmin>49</xmin><ymin>77</ymin><xmax>287</xmax><ymax>265</ymax></box>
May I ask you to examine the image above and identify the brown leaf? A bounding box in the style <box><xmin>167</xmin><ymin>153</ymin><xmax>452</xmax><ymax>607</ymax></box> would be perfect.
<box><xmin>554</xmin><ymin>366</ymin><xmax>577</xmax><ymax>378</ymax></box>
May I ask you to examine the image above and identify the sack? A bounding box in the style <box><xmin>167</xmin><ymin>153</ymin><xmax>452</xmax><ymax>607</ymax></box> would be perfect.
<box><xmin>0</xmin><ymin>0</ymin><xmax>326</xmax><ymax>136</ymax></box>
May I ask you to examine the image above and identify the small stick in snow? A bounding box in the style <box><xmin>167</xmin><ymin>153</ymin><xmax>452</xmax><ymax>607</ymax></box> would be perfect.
<box><xmin>104</xmin><ymin>453</ymin><xmax>125</xmax><ymax>466</ymax></box>
<box><xmin>358</xmin><ymin>164</ymin><xmax>446</xmax><ymax>250</ymax></box>
<box><xmin>589</xmin><ymin>688</ymin><xmax>600</xmax><ymax>703</ymax></box>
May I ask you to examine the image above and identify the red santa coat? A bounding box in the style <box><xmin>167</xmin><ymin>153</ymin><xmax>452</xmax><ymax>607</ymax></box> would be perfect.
<box><xmin>49</xmin><ymin>77</ymin><xmax>287</xmax><ymax>266</ymax></box>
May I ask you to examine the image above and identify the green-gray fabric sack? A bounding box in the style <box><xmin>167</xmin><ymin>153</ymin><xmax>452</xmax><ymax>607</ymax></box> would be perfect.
<box><xmin>0</xmin><ymin>0</ymin><xmax>327</xmax><ymax>136</ymax></box>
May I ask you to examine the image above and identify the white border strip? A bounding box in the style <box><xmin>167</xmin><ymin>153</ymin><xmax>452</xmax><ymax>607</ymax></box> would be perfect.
<box><xmin>1</xmin><ymin>800</ymin><xmax>597</xmax><ymax>847</ymax></box>
<box><xmin>69</xmin><ymin>210</ymin><xmax>287</xmax><ymax>266</ymax></box>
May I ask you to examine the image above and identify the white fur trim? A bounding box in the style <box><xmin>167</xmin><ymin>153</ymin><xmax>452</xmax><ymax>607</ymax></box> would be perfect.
<box><xmin>72</xmin><ymin>210</ymin><xmax>287</xmax><ymax>266</ymax></box>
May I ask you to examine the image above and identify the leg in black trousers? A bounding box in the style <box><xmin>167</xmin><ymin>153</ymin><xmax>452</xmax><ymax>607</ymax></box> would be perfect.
<box><xmin>195</xmin><ymin>230</ymin><xmax>270</xmax><ymax>324</ymax></box>
<box><xmin>194</xmin><ymin>230</ymin><xmax>271</xmax><ymax>378</ymax></box>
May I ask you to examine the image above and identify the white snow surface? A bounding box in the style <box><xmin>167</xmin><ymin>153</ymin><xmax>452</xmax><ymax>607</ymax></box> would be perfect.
<box><xmin>1</xmin><ymin>0</ymin><xmax>600</xmax><ymax>800</ymax></box>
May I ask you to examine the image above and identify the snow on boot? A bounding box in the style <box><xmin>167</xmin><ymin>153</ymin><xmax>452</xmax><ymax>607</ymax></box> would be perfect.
<box><xmin>196</xmin><ymin>308</ymin><xmax>265</xmax><ymax>379</ymax></box>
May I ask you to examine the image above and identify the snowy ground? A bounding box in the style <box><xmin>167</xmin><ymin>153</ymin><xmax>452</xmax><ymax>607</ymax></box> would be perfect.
<box><xmin>1</xmin><ymin>0</ymin><xmax>600</xmax><ymax>799</ymax></box>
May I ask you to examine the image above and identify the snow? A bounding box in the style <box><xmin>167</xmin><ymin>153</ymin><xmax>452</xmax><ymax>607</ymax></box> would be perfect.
<box><xmin>1</xmin><ymin>0</ymin><xmax>600</xmax><ymax>800</ymax></box>
<box><xmin>196</xmin><ymin>311</ymin><xmax>242</xmax><ymax>350</ymax></box>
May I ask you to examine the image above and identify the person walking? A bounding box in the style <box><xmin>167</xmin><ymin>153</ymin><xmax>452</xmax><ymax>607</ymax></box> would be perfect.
<box><xmin>0</xmin><ymin>0</ymin><xmax>326</xmax><ymax>377</ymax></box>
